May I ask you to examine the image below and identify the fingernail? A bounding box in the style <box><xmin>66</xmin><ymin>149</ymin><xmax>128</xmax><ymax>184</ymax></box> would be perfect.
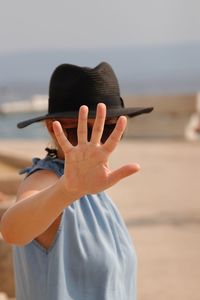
<box><xmin>135</xmin><ymin>163</ymin><xmax>141</xmax><ymax>170</ymax></box>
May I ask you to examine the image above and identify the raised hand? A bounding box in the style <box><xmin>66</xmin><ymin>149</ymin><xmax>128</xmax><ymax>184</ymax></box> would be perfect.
<box><xmin>52</xmin><ymin>103</ymin><xmax>140</xmax><ymax>197</ymax></box>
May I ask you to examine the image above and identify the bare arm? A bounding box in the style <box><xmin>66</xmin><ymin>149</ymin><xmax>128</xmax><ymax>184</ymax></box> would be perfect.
<box><xmin>0</xmin><ymin>170</ymin><xmax>80</xmax><ymax>245</ymax></box>
<box><xmin>0</xmin><ymin>103</ymin><xmax>140</xmax><ymax>246</ymax></box>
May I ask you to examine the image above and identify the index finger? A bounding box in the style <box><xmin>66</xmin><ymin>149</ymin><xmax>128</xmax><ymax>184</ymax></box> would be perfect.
<box><xmin>102</xmin><ymin>116</ymin><xmax>127</xmax><ymax>153</ymax></box>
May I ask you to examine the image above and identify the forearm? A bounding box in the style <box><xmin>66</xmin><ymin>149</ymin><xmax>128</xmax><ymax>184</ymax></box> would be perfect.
<box><xmin>0</xmin><ymin>178</ymin><xmax>78</xmax><ymax>245</ymax></box>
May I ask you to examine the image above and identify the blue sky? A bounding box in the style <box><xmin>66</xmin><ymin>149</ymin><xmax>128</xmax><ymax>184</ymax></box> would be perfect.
<box><xmin>0</xmin><ymin>0</ymin><xmax>199</xmax><ymax>54</ymax></box>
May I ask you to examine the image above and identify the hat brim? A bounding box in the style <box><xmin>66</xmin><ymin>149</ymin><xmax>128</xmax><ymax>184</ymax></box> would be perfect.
<box><xmin>17</xmin><ymin>107</ymin><xmax>153</xmax><ymax>128</ymax></box>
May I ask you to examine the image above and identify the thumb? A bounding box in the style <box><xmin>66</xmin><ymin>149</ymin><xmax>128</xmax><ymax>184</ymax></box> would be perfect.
<box><xmin>107</xmin><ymin>163</ymin><xmax>141</xmax><ymax>188</ymax></box>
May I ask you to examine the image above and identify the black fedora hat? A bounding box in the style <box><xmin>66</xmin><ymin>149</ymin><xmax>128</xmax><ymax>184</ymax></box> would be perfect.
<box><xmin>17</xmin><ymin>62</ymin><xmax>153</xmax><ymax>128</ymax></box>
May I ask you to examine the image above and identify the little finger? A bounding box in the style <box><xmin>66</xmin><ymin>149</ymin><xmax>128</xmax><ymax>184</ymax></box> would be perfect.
<box><xmin>53</xmin><ymin>121</ymin><xmax>73</xmax><ymax>154</ymax></box>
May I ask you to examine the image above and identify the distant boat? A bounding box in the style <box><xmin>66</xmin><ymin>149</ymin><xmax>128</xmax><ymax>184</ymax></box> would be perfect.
<box><xmin>0</xmin><ymin>95</ymin><xmax>48</xmax><ymax>114</ymax></box>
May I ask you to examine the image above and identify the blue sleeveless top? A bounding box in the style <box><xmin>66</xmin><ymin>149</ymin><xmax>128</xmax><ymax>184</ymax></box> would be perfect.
<box><xmin>12</xmin><ymin>156</ymin><xmax>137</xmax><ymax>300</ymax></box>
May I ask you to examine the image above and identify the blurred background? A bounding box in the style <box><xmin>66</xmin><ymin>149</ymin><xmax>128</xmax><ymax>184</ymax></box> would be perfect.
<box><xmin>0</xmin><ymin>0</ymin><xmax>199</xmax><ymax>299</ymax></box>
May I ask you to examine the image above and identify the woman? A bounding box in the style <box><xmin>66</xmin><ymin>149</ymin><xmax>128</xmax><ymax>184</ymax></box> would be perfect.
<box><xmin>0</xmin><ymin>62</ymin><xmax>153</xmax><ymax>300</ymax></box>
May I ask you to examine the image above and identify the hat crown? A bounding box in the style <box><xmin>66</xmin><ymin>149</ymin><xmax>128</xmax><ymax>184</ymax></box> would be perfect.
<box><xmin>48</xmin><ymin>62</ymin><xmax>122</xmax><ymax>113</ymax></box>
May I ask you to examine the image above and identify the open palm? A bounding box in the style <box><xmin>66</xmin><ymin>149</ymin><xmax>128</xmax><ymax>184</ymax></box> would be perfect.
<box><xmin>53</xmin><ymin>103</ymin><xmax>140</xmax><ymax>197</ymax></box>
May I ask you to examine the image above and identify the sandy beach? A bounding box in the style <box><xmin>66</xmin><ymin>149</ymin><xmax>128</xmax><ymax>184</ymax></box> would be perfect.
<box><xmin>0</xmin><ymin>138</ymin><xmax>199</xmax><ymax>300</ymax></box>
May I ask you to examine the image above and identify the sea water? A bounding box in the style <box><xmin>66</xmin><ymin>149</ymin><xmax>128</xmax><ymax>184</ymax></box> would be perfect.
<box><xmin>0</xmin><ymin>112</ymin><xmax>49</xmax><ymax>139</ymax></box>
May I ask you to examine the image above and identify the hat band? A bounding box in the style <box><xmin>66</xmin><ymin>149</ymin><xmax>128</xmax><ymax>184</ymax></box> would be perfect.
<box><xmin>48</xmin><ymin>96</ymin><xmax>123</xmax><ymax>114</ymax></box>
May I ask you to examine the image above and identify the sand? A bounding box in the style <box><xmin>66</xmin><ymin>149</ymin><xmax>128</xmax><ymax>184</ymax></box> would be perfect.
<box><xmin>0</xmin><ymin>138</ymin><xmax>199</xmax><ymax>300</ymax></box>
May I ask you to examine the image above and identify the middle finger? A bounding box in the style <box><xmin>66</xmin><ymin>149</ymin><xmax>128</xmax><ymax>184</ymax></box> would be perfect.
<box><xmin>77</xmin><ymin>105</ymin><xmax>88</xmax><ymax>144</ymax></box>
<box><xmin>90</xmin><ymin>103</ymin><xmax>106</xmax><ymax>144</ymax></box>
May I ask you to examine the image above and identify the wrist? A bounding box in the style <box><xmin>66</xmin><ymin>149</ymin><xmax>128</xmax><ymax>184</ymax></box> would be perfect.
<box><xmin>57</xmin><ymin>176</ymin><xmax>82</xmax><ymax>204</ymax></box>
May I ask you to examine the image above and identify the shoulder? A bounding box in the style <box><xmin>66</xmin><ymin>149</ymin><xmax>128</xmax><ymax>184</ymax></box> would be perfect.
<box><xmin>17</xmin><ymin>156</ymin><xmax>64</xmax><ymax>202</ymax></box>
<box><xmin>20</xmin><ymin>156</ymin><xmax>64</xmax><ymax>178</ymax></box>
